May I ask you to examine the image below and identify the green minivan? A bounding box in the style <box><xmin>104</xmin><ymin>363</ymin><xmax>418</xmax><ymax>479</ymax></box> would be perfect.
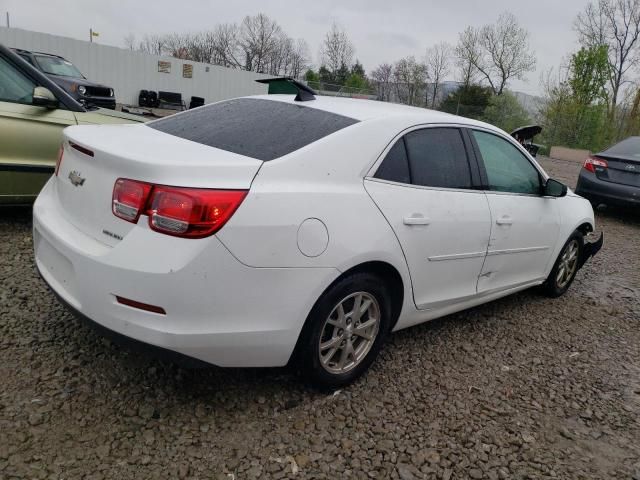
<box><xmin>0</xmin><ymin>43</ymin><xmax>146</xmax><ymax>205</ymax></box>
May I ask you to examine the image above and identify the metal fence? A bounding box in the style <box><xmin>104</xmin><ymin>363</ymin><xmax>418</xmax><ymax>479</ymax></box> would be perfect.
<box><xmin>0</xmin><ymin>27</ymin><xmax>271</xmax><ymax>106</ymax></box>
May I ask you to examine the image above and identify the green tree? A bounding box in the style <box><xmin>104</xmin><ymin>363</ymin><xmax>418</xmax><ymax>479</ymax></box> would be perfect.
<box><xmin>482</xmin><ymin>92</ymin><xmax>531</xmax><ymax>132</ymax></box>
<box><xmin>568</xmin><ymin>45</ymin><xmax>609</xmax><ymax>106</ymax></box>
<box><xmin>304</xmin><ymin>69</ymin><xmax>319</xmax><ymax>83</ymax></box>
<box><xmin>351</xmin><ymin>60</ymin><xmax>365</xmax><ymax>78</ymax></box>
<box><xmin>440</xmin><ymin>84</ymin><xmax>493</xmax><ymax>119</ymax></box>
<box><xmin>540</xmin><ymin>45</ymin><xmax>611</xmax><ymax>151</ymax></box>
<box><xmin>344</xmin><ymin>73</ymin><xmax>368</xmax><ymax>90</ymax></box>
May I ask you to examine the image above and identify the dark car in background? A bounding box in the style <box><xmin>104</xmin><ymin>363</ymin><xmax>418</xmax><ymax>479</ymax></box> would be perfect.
<box><xmin>12</xmin><ymin>48</ymin><xmax>116</xmax><ymax>109</ymax></box>
<box><xmin>576</xmin><ymin>136</ymin><xmax>640</xmax><ymax>207</ymax></box>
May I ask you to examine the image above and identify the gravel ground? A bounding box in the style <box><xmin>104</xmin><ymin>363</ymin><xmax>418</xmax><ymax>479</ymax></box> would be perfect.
<box><xmin>1</xmin><ymin>157</ymin><xmax>639</xmax><ymax>480</ymax></box>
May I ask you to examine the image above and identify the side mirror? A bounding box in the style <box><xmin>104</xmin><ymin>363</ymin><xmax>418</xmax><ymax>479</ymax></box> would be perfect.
<box><xmin>543</xmin><ymin>178</ymin><xmax>567</xmax><ymax>197</ymax></box>
<box><xmin>32</xmin><ymin>86</ymin><xmax>59</xmax><ymax>109</ymax></box>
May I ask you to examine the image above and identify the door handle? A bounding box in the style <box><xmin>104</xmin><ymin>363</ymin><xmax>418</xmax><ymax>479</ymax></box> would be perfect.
<box><xmin>496</xmin><ymin>215</ymin><xmax>513</xmax><ymax>226</ymax></box>
<box><xmin>403</xmin><ymin>214</ymin><xmax>430</xmax><ymax>226</ymax></box>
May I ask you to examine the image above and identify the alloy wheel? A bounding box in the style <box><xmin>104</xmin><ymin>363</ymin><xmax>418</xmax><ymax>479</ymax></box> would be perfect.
<box><xmin>556</xmin><ymin>239</ymin><xmax>579</xmax><ymax>289</ymax></box>
<box><xmin>318</xmin><ymin>292</ymin><xmax>380</xmax><ymax>374</ymax></box>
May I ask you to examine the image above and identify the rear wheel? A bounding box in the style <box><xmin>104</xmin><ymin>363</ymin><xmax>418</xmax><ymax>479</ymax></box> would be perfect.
<box><xmin>297</xmin><ymin>273</ymin><xmax>391</xmax><ymax>389</ymax></box>
<box><xmin>543</xmin><ymin>231</ymin><xmax>583</xmax><ymax>297</ymax></box>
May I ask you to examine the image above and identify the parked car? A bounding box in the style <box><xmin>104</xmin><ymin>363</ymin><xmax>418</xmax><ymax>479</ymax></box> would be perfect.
<box><xmin>12</xmin><ymin>48</ymin><xmax>116</xmax><ymax>109</ymax></box>
<box><xmin>33</xmin><ymin>82</ymin><xmax>603</xmax><ymax>388</ymax></box>
<box><xmin>511</xmin><ymin>125</ymin><xmax>542</xmax><ymax>157</ymax></box>
<box><xmin>0</xmin><ymin>44</ymin><xmax>145</xmax><ymax>205</ymax></box>
<box><xmin>576</xmin><ymin>136</ymin><xmax>640</xmax><ymax>207</ymax></box>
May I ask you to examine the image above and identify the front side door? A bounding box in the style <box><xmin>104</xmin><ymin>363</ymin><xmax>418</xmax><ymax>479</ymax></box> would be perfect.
<box><xmin>365</xmin><ymin>126</ymin><xmax>491</xmax><ymax>310</ymax></box>
<box><xmin>469</xmin><ymin>129</ymin><xmax>560</xmax><ymax>293</ymax></box>
<box><xmin>0</xmin><ymin>53</ymin><xmax>76</xmax><ymax>203</ymax></box>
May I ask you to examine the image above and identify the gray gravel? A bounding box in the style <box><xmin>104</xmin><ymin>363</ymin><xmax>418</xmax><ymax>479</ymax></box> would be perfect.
<box><xmin>1</xmin><ymin>157</ymin><xmax>639</xmax><ymax>480</ymax></box>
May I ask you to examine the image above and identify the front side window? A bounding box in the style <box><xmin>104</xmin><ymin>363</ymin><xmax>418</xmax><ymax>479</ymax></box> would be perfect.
<box><xmin>0</xmin><ymin>56</ymin><xmax>36</xmax><ymax>104</ymax></box>
<box><xmin>472</xmin><ymin>130</ymin><xmax>541</xmax><ymax>195</ymax></box>
<box><xmin>404</xmin><ymin>128</ymin><xmax>471</xmax><ymax>189</ymax></box>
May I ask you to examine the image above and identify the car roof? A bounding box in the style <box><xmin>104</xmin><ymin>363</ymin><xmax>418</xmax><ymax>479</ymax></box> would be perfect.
<box><xmin>12</xmin><ymin>48</ymin><xmax>66</xmax><ymax>60</ymax></box>
<box><xmin>248</xmin><ymin>94</ymin><xmax>502</xmax><ymax>132</ymax></box>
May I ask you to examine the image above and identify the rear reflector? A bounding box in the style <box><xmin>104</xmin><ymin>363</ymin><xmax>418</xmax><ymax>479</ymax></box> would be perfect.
<box><xmin>70</xmin><ymin>141</ymin><xmax>94</xmax><ymax>157</ymax></box>
<box><xmin>112</xmin><ymin>178</ymin><xmax>152</xmax><ymax>223</ymax></box>
<box><xmin>583</xmin><ymin>156</ymin><xmax>608</xmax><ymax>173</ymax></box>
<box><xmin>116</xmin><ymin>296</ymin><xmax>166</xmax><ymax>315</ymax></box>
<box><xmin>112</xmin><ymin>178</ymin><xmax>247</xmax><ymax>238</ymax></box>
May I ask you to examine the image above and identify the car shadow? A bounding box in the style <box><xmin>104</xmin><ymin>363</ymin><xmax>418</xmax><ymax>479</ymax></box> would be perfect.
<box><xmin>594</xmin><ymin>204</ymin><xmax>640</xmax><ymax>226</ymax></box>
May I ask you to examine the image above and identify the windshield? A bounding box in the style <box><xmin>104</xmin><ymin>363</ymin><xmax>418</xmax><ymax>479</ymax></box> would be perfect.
<box><xmin>35</xmin><ymin>55</ymin><xmax>84</xmax><ymax>78</ymax></box>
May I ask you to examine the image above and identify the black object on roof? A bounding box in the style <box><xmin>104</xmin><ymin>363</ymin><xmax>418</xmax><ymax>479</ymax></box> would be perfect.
<box><xmin>256</xmin><ymin>77</ymin><xmax>316</xmax><ymax>102</ymax></box>
<box><xmin>510</xmin><ymin>125</ymin><xmax>542</xmax><ymax>141</ymax></box>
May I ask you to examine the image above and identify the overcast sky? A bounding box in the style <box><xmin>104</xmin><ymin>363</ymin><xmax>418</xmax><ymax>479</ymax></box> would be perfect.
<box><xmin>2</xmin><ymin>0</ymin><xmax>590</xmax><ymax>95</ymax></box>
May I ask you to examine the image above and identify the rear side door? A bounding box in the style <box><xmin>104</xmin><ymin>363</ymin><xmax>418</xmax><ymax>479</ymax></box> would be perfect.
<box><xmin>468</xmin><ymin>128</ymin><xmax>560</xmax><ymax>292</ymax></box>
<box><xmin>0</xmin><ymin>52</ymin><xmax>76</xmax><ymax>202</ymax></box>
<box><xmin>364</xmin><ymin>126</ymin><xmax>491</xmax><ymax>310</ymax></box>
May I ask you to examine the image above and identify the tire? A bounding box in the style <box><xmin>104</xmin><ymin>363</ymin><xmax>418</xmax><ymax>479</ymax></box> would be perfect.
<box><xmin>296</xmin><ymin>272</ymin><xmax>392</xmax><ymax>390</ymax></box>
<box><xmin>543</xmin><ymin>230</ymin><xmax>584</xmax><ymax>298</ymax></box>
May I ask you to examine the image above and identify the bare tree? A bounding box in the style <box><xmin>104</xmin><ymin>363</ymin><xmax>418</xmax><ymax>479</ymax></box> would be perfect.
<box><xmin>575</xmin><ymin>0</ymin><xmax>640</xmax><ymax>111</ymax></box>
<box><xmin>393</xmin><ymin>56</ymin><xmax>427</xmax><ymax>105</ymax></box>
<box><xmin>138</xmin><ymin>34</ymin><xmax>165</xmax><ymax>56</ymax></box>
<box><xmin>425</xmin><ymin>42</ymin><xmax>452</xmax><ymax>107</ymax></box>
<box><xmin>239</xmin><ymin>13</ymin><xmax>282</xmax><ymax>72</ymax></box>
<box><xmin>455</xmin><ymin>27</ymin><xmax>481</xmax><ymax>88</ymax></box>
<box><xmin>371</xmin><ymin>63</ymin><xmax>394</xmax><ymax>100</ymax></box>
<box><xmin>320</xmin><ymin>23</ymin><xmax>355</xmax><ymax>75</ymax></box>
<box><xmin>456</xmin><ymin>12</ymin><xmax>536</xmax><ymax>95</ymax></box>
<box><xmin>209</xmin><ymin>24</ymin><xmax>243</xmax><ymax>68</ymax></box>
<box><xmin>123</xmin><ymin>34</ymin><xmax>136</xmax><ymax>51</ymax></box>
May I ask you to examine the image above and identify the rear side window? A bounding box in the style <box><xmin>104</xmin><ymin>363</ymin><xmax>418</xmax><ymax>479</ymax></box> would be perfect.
<box><xmin>374</xmin><ymin>139</ymin><xmax>411</xmax><ymax>184</ymax></box>
<box><xmin>404</xmin><ymin>128</ymin><xmax>471</xmax><ymax>189</ymax></box>
<box><xmin>148</xmin><ymin>98</ymin><xmax>359</xmax><ymax>161</ymax></box>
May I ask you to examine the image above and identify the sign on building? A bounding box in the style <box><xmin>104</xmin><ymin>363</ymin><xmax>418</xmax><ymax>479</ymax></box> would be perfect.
<box><xmin>157</xmin><ymin>61</ymin><xmax>171</xmax><ymax>73</ymax></box>
<box><xmin>183</xmin><ymin>64</ymin><xmax>193</xmax><ymax>78</ymax></box>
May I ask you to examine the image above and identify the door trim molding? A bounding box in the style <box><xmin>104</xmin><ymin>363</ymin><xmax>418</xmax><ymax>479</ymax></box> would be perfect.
<box><xmin>486</xmin><ymin>246</ymin><xmax>549</xmax><ymax>256</ymax></box>
<box><xmin>428</xmin><ymin>251</ymin><xmax>486</xmax><ymax>261</ymax></box>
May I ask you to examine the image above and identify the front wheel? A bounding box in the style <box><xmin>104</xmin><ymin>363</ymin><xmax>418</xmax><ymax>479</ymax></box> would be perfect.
<box><xmin>297</xmin><ymin>272</ymin><xmax>391</xmax><ymax>390</ymax></box>
<box><xmin>543</xmin><ymin>231</ymin><xmax>583</xmax><ymax>297</ymax></box>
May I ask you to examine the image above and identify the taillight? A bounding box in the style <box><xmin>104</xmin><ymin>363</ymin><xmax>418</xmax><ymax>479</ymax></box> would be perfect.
<box><xmin>55</xmin><ymin>145</ymin><xmax>64</xmax><ymax>176</ymax></box>
<box><xmin>111</xmin><ymin>179</ymin><xmax>247</xmax><ymax>238</ymax></box>
<box><xmin>149</xmin><ymin>186</ymin><xmax>247</xmax><ymax>238</ymax></box>
<box><xmin>583</xmin><ymin>156</ymin><xmax>608</xmax><ymax>173</ymax></box>
<box><xmin>112</xmin><ymin>178</ymin><xmax>152</xmax><ymax>223</ymax></box>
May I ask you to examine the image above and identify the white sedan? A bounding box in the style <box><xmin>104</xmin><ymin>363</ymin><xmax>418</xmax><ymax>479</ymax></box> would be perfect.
<box><xmin>33</xmin><ymin>83</ymin><xmax>602</xmax><ymax>388</ymax></box>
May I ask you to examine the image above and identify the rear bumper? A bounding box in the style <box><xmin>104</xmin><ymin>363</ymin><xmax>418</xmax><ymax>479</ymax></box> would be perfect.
<box><xmin>575</xmin><ymin>170</ymin><xmax>640</xmax><ymax>207</ymax></box>
<box><xmin>33</xmin><ymin>179</ymin><xmax>339</xmax><ymax>367</ymax></box>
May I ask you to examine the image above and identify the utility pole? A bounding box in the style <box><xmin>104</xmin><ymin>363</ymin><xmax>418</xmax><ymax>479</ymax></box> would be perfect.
<box><xmin>5</xmin><ymin>12</ymin><xmax>10</xmax><ymax>28</ymax></box>
<box><xmin>90</xmin><ymin>28</ymin><xmax>93</xmax><ymax>42</ymax></box>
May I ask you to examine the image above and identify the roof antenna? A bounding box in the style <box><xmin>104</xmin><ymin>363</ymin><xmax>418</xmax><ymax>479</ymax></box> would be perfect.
<box><xmin>255</xmin><ymin>77</ymin><xmax>317</xmax><ymax>102</ymax></box>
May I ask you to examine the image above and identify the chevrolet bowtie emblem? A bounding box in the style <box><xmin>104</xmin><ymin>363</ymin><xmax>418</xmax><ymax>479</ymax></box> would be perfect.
<box><xmin>68</xmin><ymin>170</ymin><xmax>86</xmax><ymax>187</ymax></box>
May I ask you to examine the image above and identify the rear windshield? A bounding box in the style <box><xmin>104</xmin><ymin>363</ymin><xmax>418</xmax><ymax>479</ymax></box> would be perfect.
<box><xmin>604</xmin><ymin>136</ymin><xmax>640</xmax><ymax>159</ymax></box>
<box><xmin>147</xmin><ymin>98</ymin><xmax>359</xmax><ymax>161</ymax></box>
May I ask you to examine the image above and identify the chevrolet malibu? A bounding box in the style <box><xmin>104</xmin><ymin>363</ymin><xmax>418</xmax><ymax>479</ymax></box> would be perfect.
<box><xmin>33</xmin><ymin>84</ymin><xmax>603</xmax><ymax>388</ymax></box>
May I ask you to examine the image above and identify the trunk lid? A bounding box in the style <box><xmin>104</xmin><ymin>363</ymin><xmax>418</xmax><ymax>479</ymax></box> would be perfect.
<box><xmin>595</xmin><ymin>154</ymin><xmax>640</xmax><ymax>187</ymax></box>
<box><xmin>55</xmin><ymin>124</ymin><xmax>262</xmax><ymax>246</ymax></box>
